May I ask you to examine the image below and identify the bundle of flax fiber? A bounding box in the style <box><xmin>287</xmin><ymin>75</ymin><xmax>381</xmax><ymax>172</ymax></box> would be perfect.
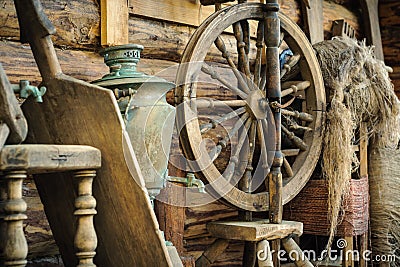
<box><xmin>313</xmin><ymin>36</ymin><xmax>400</xmax><ymax>256</ymax></box>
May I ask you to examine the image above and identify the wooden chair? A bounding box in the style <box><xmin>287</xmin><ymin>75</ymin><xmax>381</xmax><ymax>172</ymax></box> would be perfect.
<box><xmin>0</xmin><ymin>64</ymin><xmax>101</xmax><ymax>267</ymax></box>
<box><xmin>11</xmin><ymin>0</ymin><xmax>175</xmax><ymax>266</ymax></box>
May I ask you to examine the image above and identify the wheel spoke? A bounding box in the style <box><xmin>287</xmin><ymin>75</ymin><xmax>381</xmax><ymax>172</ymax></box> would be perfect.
<box><xmin>281</xmin><ymin>80</ymin><xmax>310</xmax><ymax>97</ymax></box>
<box><xmin>201</xmin><ymin>63</ymin><xmax>248</xmax><ymax>99</ymax></box>
<box><xmin>239</xmin><ymin>120</ymin><xmax>257</xmax><ymax>193</ymax></box>
<box><xmin>281</xmin><ymin>54</ymin><xmax>300</xmax><ymax>79</ymax></box>
<box><xmin>279</xmin><ymin>32</ymin><xmax>285</xmax><ymax>47</ymax></box>
<box><xmin>281</xmin><ymin>125</ymin><xmax>308</xmax><ymax>151</ymax></box>
<box><xmin>286</xmin><ymin>118</ymin><xmax>312</xmax><ymax>132</ymax></box>
<box><xmin>257</xmin><ymin>119</ymin><xmax>269</xmax><ymax>169</ymax></box>
<box><xmin>224</xmin><ymin>115</ymin><xmax>252</xmax><ymax>182</ymax></box>
<box><xmin>283</xmin><ymin>156</ymin><xmax>294</xmax><ymax>177</ymax></box>
<box><xmin>281</xmin><ymin>149</ymin><xmax>300</xmax><ymax>157</ymax></box>
<box><xmin>254</xmin><ymin>20</ymin><xmax>264</xmax><ymax>89</ymax></box>
<box><xmin>214</xmin><ymin>36</ymin><xmax>251</xmax><ymax>93</ymax></box>
<box><xmin>208</xmin><ymin>112</ymin><xmax>250</xmax><ymax>161</ymax></box>
<box><xmin>233</xmin><ymin>22</ymin><xmax>251</xmax><ymax>78</ymax></box>
<box><xmin>281</xmin><ymin>109</ymin><xmax>314</xmax><ymax>123</ymax></box>
<box><xmin>196</xmin><ymin>99</ymin><xmax>246</xmax><ymax>109</ymax></box>
<box><xmin>200</xmin><ymin>106</ymin><xmax>247</xmax><ymax>134</ymax></box>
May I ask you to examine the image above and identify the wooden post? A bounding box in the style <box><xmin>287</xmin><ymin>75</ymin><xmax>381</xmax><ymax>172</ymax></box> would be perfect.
<box><xmin>342</xmin><ymin>236</ymin><xmax>354</xmax><ymax>267</ymax></box>
<box><xmin>74</xmin><ymin>170</ymin><xmax>98</xmax><ymax>267</ymax></box>
<box><xmin>359</xmin><ymin>0</ymin><xmax>384</xmax><ymax>60</ymax></box>
<box><xmin>0</xmin><ymin>178</ymin><xmax>7</xmax><ymax>263</ymax></box>
<box><xmin>2</xmin><ymin>170</ymin><xmax>28</xmax><ymax>267</ymax></box>
<box><xmin>359</xmin><ymin>123</ymin><xmax>368</xmax><ymax>267</ymax></box>
<box><xmin>265</xmin><ymin>1</ymin><xmax>283</xmax><ymax>266</ymax></box>
<box><xmin>100</xmin><ymin>0</ymin><xmax>129</xmax><ymax>46</ymax></box>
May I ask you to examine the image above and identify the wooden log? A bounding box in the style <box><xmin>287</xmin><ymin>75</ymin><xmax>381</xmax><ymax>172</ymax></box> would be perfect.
<box><xmin>379</xmin><ymin>1</ymin><xmax>400</xmax><ymax>97</ymax></box>
<box><xmin>0</xmin><ymin>0</ymin><xmax>100</xmax><ymax>49</ymax></box>
<box><xmin>0</xmin><ymin>40</ymin><xmax>176</xmax><ymax>85</ymax></box>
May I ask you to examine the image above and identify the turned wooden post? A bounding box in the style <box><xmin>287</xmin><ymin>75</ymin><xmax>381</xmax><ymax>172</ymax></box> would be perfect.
<box><xmin>2</xmin><ymin>170</ymin><xmax>28</xmax><ymax>267</ymax></box>
<box><xmin>265</xmin><ymin>0</ymin><xmax>283</xmax><ymax>266</ymax></box>
<box><xmin>0</xmin><ymin>178</ymin><xmax>7</xmax><ymax>263</ymax></box>
<box><xmin>74</xmin><ymin>170</ymin><xmax>97</xmax><ymax>267</ymax></box>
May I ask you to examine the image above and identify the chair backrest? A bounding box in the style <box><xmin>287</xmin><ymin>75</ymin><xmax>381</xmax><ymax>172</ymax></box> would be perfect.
<box><xmin>0</xmin><ymin>64</ymin><xmax>27</xmax><ymax>146</ymax></box>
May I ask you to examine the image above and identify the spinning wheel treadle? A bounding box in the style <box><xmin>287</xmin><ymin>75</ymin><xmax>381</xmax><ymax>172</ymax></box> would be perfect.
<box><xmin>175</xmin><ymin>3</ymin><xmax>325</xmax><ymax>211</ymax></box>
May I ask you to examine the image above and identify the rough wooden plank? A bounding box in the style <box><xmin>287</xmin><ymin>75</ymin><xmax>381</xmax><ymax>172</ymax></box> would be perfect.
<box><xmin>129</xmin><ymin>0</ymin><xmax>300</xmax><ymax>28</ymax></box>
<box><xmin>23</xmin><ymin>73</ymin><xmax>173</xmax><ymax>266</ymax></box>
<box><xmin>207</xmin><ymin>220</ymin><xmax>303</xmax><ymax>242</ymax></box>
<box><xmin>301</xmin><ymin>0</ymin><xmax>324</xmax><ymax>44</ymax></box>
<box><xmin>0</xmin><ymin>145</ymin><xmax>101</xmax><ymax>172</ymax></box>
<box><xmin>0</xmin><ymin>63</ymin><xmax>27</xmax><ymax>144</ymax></box>
<box><xmin>128</xmin><ymin>0</ymin><xmax>214</xmax><ymax>26</ymax></box>
<box><xmin>100</xmin><ymin>0</ymin><xmax>128</xmax><ymax>46</ymax></box>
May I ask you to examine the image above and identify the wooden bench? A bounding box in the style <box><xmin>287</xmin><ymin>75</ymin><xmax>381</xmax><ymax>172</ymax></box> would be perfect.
<box><xmin>0</xmin><ymin>64</ymin><xmax>101</xmax><ymax>267</ymax></box>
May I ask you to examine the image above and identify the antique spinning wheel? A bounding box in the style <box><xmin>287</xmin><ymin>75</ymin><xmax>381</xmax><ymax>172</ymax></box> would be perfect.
<box><xmin>175</xmin><ymin>3</ymin><xmax>325</xmax><ymax>211</ymax></box>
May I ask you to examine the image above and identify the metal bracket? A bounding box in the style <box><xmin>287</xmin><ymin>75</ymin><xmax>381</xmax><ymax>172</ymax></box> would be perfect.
<box><xmin>12</xmin><ymin>80</ymin><xmax>46</xmax><ymax>102</ymax></box>
<box><xmin>167</xmin><ymin>173</ymin><xmax>205</xmax><ymax>193</ymax></box>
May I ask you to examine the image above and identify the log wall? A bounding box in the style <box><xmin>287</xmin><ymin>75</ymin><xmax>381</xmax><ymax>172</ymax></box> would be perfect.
<box><xmin>0</xmin><ymin>0</ymin><xmax>377</xmax><ymax>265</ymax></box>
<box><xmin>380</xmin><ymin>0</ymin><xmax>400</xmax><ymax>97</ymax></box>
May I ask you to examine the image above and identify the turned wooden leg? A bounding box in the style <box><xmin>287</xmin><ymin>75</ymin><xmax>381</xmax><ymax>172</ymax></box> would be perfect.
<box><xmin>2</xmin><ymin>171</ymin><xmax>28</xmax><ymax>267</ymax></box>
<box><xmin>0</xmin><ymin>178</ymin><xmax>7</xmax><ymax>264</ymax></box>
<box><xmin>195</xmin><ymin>239</ymin><xmax>229</xmax><ymax>267</ymax></box>
<box><xmin>257</xmin><ymin>240</ymin><xmax>274</xmax><ymax>267</ymax></box>
<box><xmin>74</xmin><ymin>170</ymin><xmax>97</xmax><ymax>267</ymax></box>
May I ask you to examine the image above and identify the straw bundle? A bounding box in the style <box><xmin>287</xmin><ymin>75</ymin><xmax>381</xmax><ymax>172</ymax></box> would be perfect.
<box><xmin>313</xmin><ymin>36</ymin><xmax>400</xmax><ymax>251</ymax></box>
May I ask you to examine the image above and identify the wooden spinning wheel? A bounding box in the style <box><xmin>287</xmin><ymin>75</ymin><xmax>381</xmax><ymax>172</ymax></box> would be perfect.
<box><xmin>175</xmin><ymin>3</ymin><xmax>325</xmax><ymax>211</ymax></box>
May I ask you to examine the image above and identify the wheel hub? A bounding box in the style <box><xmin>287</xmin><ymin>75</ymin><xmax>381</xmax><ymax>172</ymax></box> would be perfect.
<box><xmin>245</xmin><ymin>89</ymin><xmax>269</xmax><ymax>120</ymax></box>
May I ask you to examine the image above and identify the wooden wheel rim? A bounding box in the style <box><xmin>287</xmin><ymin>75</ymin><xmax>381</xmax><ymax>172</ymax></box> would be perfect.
<box><xmin>175</xmin><ymin>3</ymin><xmax>325</xmax><ymax>211</ymax></box>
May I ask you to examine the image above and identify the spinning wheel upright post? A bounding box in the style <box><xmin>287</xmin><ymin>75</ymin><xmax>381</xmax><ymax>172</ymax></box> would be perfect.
<box><xmin>264</xmin><ymin>0</ymin><xmax>283</xmax><ymax>264</ymax></box>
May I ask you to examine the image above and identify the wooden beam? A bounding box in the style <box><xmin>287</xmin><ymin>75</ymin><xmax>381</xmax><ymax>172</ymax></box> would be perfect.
<box><xmin>101</xmin><ymin>0</ymin><xmax>129</xmax><ymax>46</ymax></box>
<box><xmin>360</xmin><ymin>0</ymin><xmax>384</xmax><ymax>60</ymax></box>
<box><xmin>301</xmin><ymin>0</ymin><xmax>324</xmax><ymax>44</ymax></box>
